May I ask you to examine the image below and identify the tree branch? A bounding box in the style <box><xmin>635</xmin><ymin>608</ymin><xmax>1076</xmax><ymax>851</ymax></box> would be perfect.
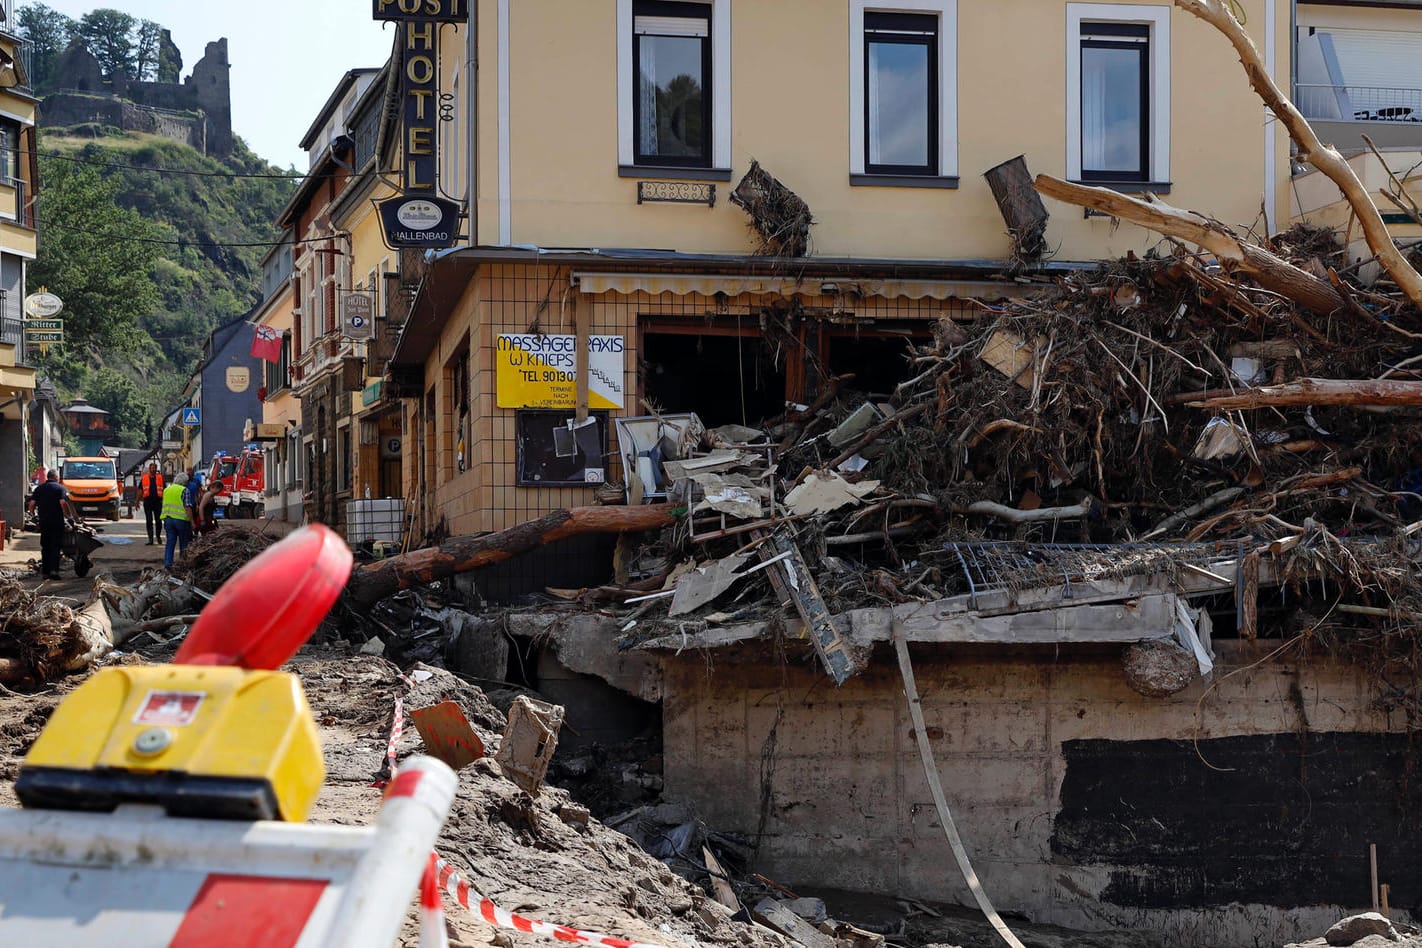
<box><xmin>1172</xmin><ymin>0</ymin><xmax>1422</xmax><ymax>310</ymax></box>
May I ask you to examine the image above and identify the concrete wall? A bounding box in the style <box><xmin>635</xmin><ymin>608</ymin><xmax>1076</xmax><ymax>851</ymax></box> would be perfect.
<box><xmin>40</xmin><ymin>94</ymin><xmax>207</xmax><ymax>152</ymax></box>
<box><xmin>661</xmin><ymin>642</ymin><xmax>1414</xmax><ymax>947</ymax></box>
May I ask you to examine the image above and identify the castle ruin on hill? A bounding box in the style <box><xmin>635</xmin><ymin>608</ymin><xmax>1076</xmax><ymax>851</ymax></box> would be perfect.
<box><xmin>42</xmin><ymin>34</ymin><xmax>233</xmax><ymax>157</ymax></box>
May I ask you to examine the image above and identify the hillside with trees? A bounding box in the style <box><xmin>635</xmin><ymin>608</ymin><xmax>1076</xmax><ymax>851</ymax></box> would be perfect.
<box><xmin>19</xmin><ymin>3</ymin><xmax>181</xmax><ymax>93</ymax></box>
<box><xmin>18</xmin><ymin>5</ymin><xmax>297</xmax><ymax>447</ymax></box>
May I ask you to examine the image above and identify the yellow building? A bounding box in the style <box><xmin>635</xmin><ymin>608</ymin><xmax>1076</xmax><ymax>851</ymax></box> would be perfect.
<box><xmin>251</xmin><ymin>234</ymin><xmax>303</xmax><ymax>521</ymax></box>
<box><xmin>0</xmin><ymin>14</ymin><xmax>38</xmax><ymax>523</ymax></box>
<box><xmin>379</xmin><ymin>0</ymin><xmax>1293</xmax><ymax>541</ymax></box>
<box><xmin>280</xmin><ymin>66</ymin><xmax>388</xmax><ymax>530</ymax></box>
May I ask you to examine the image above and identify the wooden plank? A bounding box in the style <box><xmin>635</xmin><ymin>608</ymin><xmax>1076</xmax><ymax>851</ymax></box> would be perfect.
<box><xmin>751</xmin><ymin>899</ymin><xmax>837</xmax><ymax>948</ymax></box>
<box><xmin>702</xmin><ymin>846</ymin><xmax>740</xmax><ymax>913</ymax></box>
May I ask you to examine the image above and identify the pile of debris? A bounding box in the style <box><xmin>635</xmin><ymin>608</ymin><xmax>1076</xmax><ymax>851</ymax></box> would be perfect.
<box><xmin>177</xmin><ymin>527</ymin><xmax>279</xmax><ymax>592</ymax></box>
<box><xmin>571</xmin><ymin>223</ymin><xmax>1422</xmax><ymax>716</ymax></box>
<box><xmin>0</xmin><ymin>575</ymin><xmax>109</xmax><ymax>685</ymax></box>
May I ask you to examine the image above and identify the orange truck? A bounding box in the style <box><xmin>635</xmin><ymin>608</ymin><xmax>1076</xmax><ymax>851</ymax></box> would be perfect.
<box><xmin>205</xmin><ymin>447</ymin><xmax>266</xmax><ymax>519</ymax></box>
<box><xmin>59</xmin><ymin>456</ymin><xmax>122</xmax><ymax>522</ymax></box>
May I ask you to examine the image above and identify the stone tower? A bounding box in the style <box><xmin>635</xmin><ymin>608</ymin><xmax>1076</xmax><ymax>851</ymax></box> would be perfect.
<box><xmin>187</xmin><ymin>39</ymin><xmax>233</xmax><ymax>156</ymax></box>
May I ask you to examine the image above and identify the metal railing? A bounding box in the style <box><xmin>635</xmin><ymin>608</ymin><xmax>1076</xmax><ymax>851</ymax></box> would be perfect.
<box><xmin>0</xmin><ymin>315</ymin><xmax>19</xmax><ymax>348</ymax></box>
<box><xmin>1297</xmin><ymin>83</ymin><xmax>1422</xmax><ymax>123</ymax></box>
<box><xmin>14</xmin><ymin>37</ymin><xmax>30</xmax><ymax>93</ymax></box>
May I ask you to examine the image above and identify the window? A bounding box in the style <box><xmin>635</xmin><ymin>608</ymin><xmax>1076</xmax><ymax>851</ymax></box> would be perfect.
<box><xmin>864</xmin><ymin>14</ymin><xmax>937</xmax><ymax>175</ymax></box>
<box><xmin>265</xmin><ymin>333</ymin><xmax>292</xmax><ymax>393</ymax></box>
<box><xmin>849</xmin><ymin>1</ymin><xmax>957</xmax><ymax>185</ymax></box>
<box><xmin>617</xmin><ymin>0</ymin><xmax>731</xmax><ymax>174</ymax></box>
<box><xmin>634</xmin><ymin>1</ymin><xmax>710</xmax><ymax>166</ymax></box>
<box><xmin>1080</xmin><ymin>24</ymin><xmax>1148</xmax><ymax>181</ymax></box>
<box><xmin>0</xmin><ymin>122</ymin><xmax>19</xmax><ymax>182</ymax></box>
<box><xmin>1067</xmin><ymin>4</ymin><xmax>1170</xmax><ymax>186</ymax></box>
<box><xmin>338</xmin><ymin>426</ymin><xmax>352</xmax><ymax>491</ymax></box>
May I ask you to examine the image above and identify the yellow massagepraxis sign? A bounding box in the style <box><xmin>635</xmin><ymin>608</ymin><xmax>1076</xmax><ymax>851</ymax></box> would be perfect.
<box><xmin>495</xmin><ymin>334</ymin><xmax>626</xmax><ymax>410</ymax></box>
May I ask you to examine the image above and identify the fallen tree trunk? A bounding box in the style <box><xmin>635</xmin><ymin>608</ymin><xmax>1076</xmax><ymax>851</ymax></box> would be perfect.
<box><xmin>1034</xmin><ymin>175</ymin><xmax>1349</xmax><ymax>317</ymax></box>
<box><xmin>346</xmin><ymin>504</ymin><xmax>679</xmax><ymax>606</ymax></box>
<box><xmin>1185</xmin><ymin>379</ymin><xmax>1422</xmax><ymax>410</ymax></box>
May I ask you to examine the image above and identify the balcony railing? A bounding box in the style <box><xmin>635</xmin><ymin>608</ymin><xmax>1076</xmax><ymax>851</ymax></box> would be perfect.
<box><xmin>1297</xmin><ymin>83</ymin><xmax>1422</xmax><ymax>124</ymax></box>
<box><xmin>13</xmin><ymin>37</ymin><xmax>31</xmax><ymax>94</ymax></box>
<box><xmin>0</xmin><ymin>315</ymin><xmax>19</xmax><ymax>348</ymax></box>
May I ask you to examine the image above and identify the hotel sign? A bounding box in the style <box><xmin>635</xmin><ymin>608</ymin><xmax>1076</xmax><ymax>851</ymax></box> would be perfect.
<box><xmin>371</xmin><ymin>0</ymin><xmax>467</xmax><ymax>23</ymax></box>
<box><xmin>373</xmin><ymin>0</ymin><xmax>466</xmax><ymax>249</ymax></box>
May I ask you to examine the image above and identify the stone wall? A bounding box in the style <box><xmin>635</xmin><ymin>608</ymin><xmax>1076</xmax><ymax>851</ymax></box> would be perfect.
<box><xmin>44</xmin><ymin>37</ymin><xmax>232</xmax><ymax>156</ymax></box>
<box><xmin>660</xmin><ymin>642</ymin><xmax>1416</xmax><ymax>947</ymax></box>
<box><xmin>40</xmin><ymin>94</ymin><xmax>206</xmax><ymax>152</ymax></box>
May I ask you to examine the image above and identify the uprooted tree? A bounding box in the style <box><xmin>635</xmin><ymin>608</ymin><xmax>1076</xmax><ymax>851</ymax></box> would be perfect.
<box><xmin>1036</xmin><ymin>0</ymin><xmax>1422</xmax><ymax>316</ymax></box>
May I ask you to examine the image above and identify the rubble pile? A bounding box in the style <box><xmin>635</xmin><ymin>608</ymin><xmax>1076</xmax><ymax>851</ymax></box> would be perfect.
<box><xmin>177</xmin><ymin>527</ymin><xmax>279</xmax><ymax>592</ymax></box>
<box><xmin>0</xmin><ymin>575</ymin><xmax>110</xmax><ymax>684</ymax></box>
<box><xmin>597</xmin><ymin>228</ymin><xmax>1422</xmax><ymax>720</ymax></box>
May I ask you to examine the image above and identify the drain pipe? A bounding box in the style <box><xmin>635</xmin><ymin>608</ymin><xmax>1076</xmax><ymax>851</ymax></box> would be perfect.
<box><xmin>893</xmin><ymin>622</ymin><xmax>1027</xmax><ymax>948</ymax></box>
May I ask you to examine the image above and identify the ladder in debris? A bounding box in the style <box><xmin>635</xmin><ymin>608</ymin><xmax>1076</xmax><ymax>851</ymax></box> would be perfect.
<box><xmin>754</xmin><ymin>526</ymin><xmax>864</xmax><ymax>684</ymax></box>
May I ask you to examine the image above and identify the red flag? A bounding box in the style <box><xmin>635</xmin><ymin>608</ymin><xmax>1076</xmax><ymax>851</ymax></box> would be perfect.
<box><xmin>251</xmin><ymin>324</ymin><xmax>283</xmax><ymax>364</ymax></box>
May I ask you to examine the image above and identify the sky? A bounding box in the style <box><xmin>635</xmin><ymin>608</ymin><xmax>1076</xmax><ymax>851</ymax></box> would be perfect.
<box><xmin>31</xmin><ymin>0</ymin><xmax>397</xmax><ymax>168</ymax></box>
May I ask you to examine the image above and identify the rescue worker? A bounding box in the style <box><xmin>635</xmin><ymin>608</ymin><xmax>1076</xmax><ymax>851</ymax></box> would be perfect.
<box><xmin>184</xmin><ymin>466</ymin><xmax>204</xmax><ymax>533</ymax></box>
<box><xmin>162</xmin><ymin>473</ymin><xmax>195</xmax><ymax>569</ymax></box>
<box><xmin>27</xmin><ymin>470</ymin><xmax>75</xmax><ymax>580</ymax></box>
<box><xmin>139</xmin><ymin>462</ymin><xmax>165</xmax><ymax>545</ymax></box>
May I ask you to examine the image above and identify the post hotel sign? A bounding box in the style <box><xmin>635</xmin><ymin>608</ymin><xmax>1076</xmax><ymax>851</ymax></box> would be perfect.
<box><xmin>373</xmin><ymin>0</ymin><xmax>466</xmax><ymax>249</ymax></box>
<box><xmin>372</xmin><ymin>0</ymin><xmax>467</xmax><ymax>23</ymax></box>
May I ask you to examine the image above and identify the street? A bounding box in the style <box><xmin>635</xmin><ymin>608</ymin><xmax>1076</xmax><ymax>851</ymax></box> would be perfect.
<box><xmin>0</xmin><ymin>510</ymin><xmax>288</xmax><ymax>602</ymax></box>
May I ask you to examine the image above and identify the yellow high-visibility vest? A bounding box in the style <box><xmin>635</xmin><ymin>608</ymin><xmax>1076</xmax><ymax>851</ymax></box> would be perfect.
<box><xmin>161</xmin><ymin>483</ymin><xmax>190</xmax><ymax>521</ymax></box>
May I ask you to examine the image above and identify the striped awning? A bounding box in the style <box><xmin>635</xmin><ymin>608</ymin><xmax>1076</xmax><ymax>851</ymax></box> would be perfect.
<box><xmin>571</xmin><ymin>271</ymin><xmax>1015</xmax><ymax>301</ymax></box>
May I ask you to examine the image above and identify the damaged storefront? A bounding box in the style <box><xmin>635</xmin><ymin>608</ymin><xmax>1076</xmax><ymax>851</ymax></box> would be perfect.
<box><xmin>369</xmin><ymin>214</ymin><xmax>1422</xmax><ymax>946</ymax></box>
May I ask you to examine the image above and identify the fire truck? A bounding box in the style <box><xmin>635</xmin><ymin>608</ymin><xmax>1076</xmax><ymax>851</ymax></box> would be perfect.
<box><xmin>206</xmin><ymin>446</ymin><xmax>266</xmax><ymax>519</ymax></box>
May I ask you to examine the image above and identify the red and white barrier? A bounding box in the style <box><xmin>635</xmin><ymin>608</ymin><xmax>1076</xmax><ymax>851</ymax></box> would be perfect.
<box><xmin>419</xmin><ymin>853</ymin><xmax>450</xmax><ymax>948</ymax></box>
<box><xmin>432</xmin><ymin>854</ymin><xmax>673</xmax><ymax>948</ymax></box>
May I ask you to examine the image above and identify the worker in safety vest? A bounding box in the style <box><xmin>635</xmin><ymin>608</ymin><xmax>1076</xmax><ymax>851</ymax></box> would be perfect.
<box><xmin>139</xmin><ymin>463</ymin><xmax>165</xmax><ymax>545</ymax></box>
<box><xmin>162</xmin><ymin>473</ymin><xmax>194</xmax><ymax>569</ymax></box>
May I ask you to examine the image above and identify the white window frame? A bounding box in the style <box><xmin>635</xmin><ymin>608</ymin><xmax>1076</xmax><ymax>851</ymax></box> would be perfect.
<box><xmin>849</xmin><ymin>0</ymin><xmax>958</xmax><ymax>179</ymax></box>
<box><xmin>616</xmin><ymin>0</ymin><xmax>732</xmax><ymax>170</ymax></box>
<box><xmin>1066</xmin><ymin>3</ymin><xmax>1170</xmax><ymax>184</ymax></box>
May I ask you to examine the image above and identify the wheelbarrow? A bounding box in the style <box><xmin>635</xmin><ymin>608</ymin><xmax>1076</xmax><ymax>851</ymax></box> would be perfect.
<box><xmin>21</xmin><ymin>517</ymin><xmax>103</xmax><ymax>578</ymax></box>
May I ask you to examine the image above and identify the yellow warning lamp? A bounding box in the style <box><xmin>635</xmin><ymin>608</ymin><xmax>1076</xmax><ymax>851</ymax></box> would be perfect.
<box><xmin>17</xmin><ymin>525</ymin><xmax>353</xmax><ymax>822</ymax></box>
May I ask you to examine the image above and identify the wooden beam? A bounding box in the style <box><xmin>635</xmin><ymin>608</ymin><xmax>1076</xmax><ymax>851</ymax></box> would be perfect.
<box><xmin>346</xmin><ymin>504</ymin><xmax>679</xmax><ymax>605</ymax></box>
<box><xmin>1034</xmin><ymin>175</ymin><xmax>1349</xmax><ymax>317</ymax></box>
<box><xmin>1185</xmin><ymin>379</ymin><xmax>1422</xmax><ymax>410</ymax></box>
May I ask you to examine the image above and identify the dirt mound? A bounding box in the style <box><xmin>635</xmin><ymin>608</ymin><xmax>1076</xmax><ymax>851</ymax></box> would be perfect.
<box><xmin>299</xmin><ymin>657</ymin><xmax>786</xmax><ymax>947</ymax></box>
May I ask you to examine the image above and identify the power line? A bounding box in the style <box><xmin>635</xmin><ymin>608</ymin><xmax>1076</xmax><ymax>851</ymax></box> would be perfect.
<box><xmin>23</xmin><ymin>146</ymin><xmax>350</xmax><ymax>181</ymax></box>
<box><xmin>33</xmin><ymin>214</ymin><xmax>332</xmax><ymax>250</ymax></box>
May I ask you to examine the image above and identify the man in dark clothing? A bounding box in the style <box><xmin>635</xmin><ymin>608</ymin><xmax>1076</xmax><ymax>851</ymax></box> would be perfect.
<box><xmin>27</xmin><ymin>470</ymin><xmax>75</xmax><ymax>581</ymax></box>
<box><xmin>139</xmin><ymin>462</ymin><xmax>166</xmax><ymax>545</ymax></box>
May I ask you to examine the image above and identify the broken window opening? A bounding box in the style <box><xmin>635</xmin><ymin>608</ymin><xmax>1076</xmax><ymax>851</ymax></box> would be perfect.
<box><xmin>640</xmin><ymin>324</ymin><xmax>786</xmax><ymax>428</ymax></box>
<box><xmin>827</xmin><ymin>327</ymin><xmax>927</xmax><ymax>400</ymax></box>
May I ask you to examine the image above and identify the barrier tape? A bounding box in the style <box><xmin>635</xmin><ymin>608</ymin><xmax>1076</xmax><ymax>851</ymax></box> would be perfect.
<box><xmin>371</xmin><ymin>695</ymin><xmax>405</xmax><ymax>789</ymax></box>
<box><xmin>420</xmin><ymin>853</ymin><xmax>451</xmax><ymax>948</ymax></box>
<box><xmin>377</xmin><ymin>684</ymin><xmax>671</xmax><ymax>948</ymax></box>
<box><xmin>433</xmin><ymin>855</ymin><xmax>672</xmax><ymax>948</ymax></box>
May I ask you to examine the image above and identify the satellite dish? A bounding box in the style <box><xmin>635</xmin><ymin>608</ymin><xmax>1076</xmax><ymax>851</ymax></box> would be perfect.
<box><xmin>24</xmin><ymin>292</ymin><xmax>63</xmax><ymax>318</ymax></box>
